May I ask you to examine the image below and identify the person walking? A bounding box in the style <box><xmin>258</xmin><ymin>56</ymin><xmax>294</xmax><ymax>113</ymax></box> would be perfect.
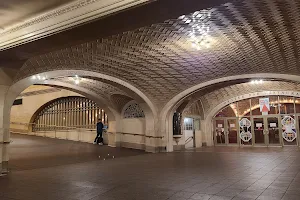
<box><xmin>94</xmin><ymin>119</ymin><xmax>104</xmax><ymax>145</ymax></box>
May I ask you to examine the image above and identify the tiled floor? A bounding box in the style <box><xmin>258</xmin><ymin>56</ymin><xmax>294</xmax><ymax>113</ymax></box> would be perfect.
<box><xmin>1</xmin><ymin>134</ymin><xmax>300</xmax><ymax>200</ymax></box>
<box><xmin>8</xmin><ymin>134</ymin><xmax>145</xmax><ymax>171</ymax></box>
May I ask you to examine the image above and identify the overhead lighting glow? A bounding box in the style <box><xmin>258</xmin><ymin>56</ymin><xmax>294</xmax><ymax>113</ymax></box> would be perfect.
<box><xmin>179</xmin><ymin>9</ymin><xmax>212</xmax><ymax>50</ymax></box>
<box><xmin>32</xmin><ymin>74</ymin><xmax>47</xmax><ymax>81</ymax></box>
<box><xmin>250</xmin><ymin>80</ymin><xmax>263</xmax><ymax>84</ymax></box>
<box><xmin>73</xmin><ymin>75</ymin><xmax>81</xmax><ymax>85</ymax></box>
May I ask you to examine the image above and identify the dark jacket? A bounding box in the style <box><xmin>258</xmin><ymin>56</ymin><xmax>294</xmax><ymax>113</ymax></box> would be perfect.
<box><xmin>97</xmin><ymin>122</ymin><xmax>104</xmax><ymax>133</ymax></box>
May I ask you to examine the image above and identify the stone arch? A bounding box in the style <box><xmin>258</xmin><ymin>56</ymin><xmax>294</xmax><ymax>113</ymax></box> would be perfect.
<box><xmin>12</xmin><ymin>70</ymin><xmax>157</xmax><ymax>117</ymax></box>
<box><xmin>160</xmin><ymin>74</ymin><xmax>300</xmax><ymax>152</ymax></box>
<box><xmin>206</xmin><ymin>90</ymin><xmax>300</xmax><ymax>122</ymax></box>
<box><xmin>5</xmin><ymin>70</ymin><xmax>159</xmax><ymax>152</ymax></box>
<box><xmin>5</xmin><ymin>70</ymin><xmax>158</xmax><ymax>129</ymax></box>
<box><xmin>202</xmin><ymin>90</ymin><xmax>300</xmax><ymax>146</ymax></box>
<box><xmin>40</xmin><ymin>79</ymin><xmax>119</xmax><ymax>121</ymax></box>
<box><xmin>182</xmin><ymin>99</ymin><xmax>205</xmax><ymax>119</ymax></box>
<box><xmin>110</xmin><ymin>94</ymin><xmax>133</xmax><ymax>113</ymax></box>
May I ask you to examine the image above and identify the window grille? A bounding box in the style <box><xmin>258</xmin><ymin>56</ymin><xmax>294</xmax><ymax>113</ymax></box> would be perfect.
<box><xmin>123</xmin><ymin>103</ymin><xmax>145</xmax><ymax>118</ymax></box>
<box><xmin>32</xmin><ymin>96</ymin><xmax>107</xmax><ymax>131</ymax></box>
<box><xmin>184</xmin><ymin>118</ymin><xmax>193</xmax><ymax>130</ymax></box>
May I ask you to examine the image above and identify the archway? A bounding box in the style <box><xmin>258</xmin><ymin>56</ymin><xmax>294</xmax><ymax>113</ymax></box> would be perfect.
<box><xmin>4</xmin><ymin>69</ymin><xmax>159</xmax><ymax>161</ymax></box>
<box><xmin>161</xmin><ymin>76</ymin><xmax>300</xmax><ymax>152</ymax></box>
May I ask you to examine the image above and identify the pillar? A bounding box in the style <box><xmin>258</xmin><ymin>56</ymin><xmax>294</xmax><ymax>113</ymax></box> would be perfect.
<box><xmin>107</xmin><ymin>114</ymin><xmax>122</xmax><ymax>147</ymax></box>
<box><xmin>140</xmin><ymin>103</ymin><xmax>164</xmax><ymax>152</ymax></box>
<box><xmin>164</xmin><ymin>111</ymin><xmax>174</xmax><ymax>152</ymax></box>
<box><xmin>200</xmin><ymin>119</ymin><xmax>214</xmax><ymax>146</ymax></box>
<box><xmin>0</xmin><ymin>85</ymin><xmax>10</xmax><ymax>174</ymax></box>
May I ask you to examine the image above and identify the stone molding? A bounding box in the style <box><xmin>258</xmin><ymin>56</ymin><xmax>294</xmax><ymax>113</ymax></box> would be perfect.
<box><xmin>207</xmin><ymin>90</ymin><xmax>300</xmax><ymax>120</ymax></box>
<box><xmin>18</xmin><ymin>88</ymin><xmax>61</xmax><ymax>97</ymax></box>
<box><xmin>0</xmin><ymin>0</ymin><xmax>149</xmax><ymax>50</ymax></box>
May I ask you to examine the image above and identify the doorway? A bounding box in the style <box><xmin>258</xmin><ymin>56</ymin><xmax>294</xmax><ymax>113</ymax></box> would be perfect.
<box><xmin>214</xmin><ymin>115</ymin><xmax>296</xmax><ymax>147</ymax></box>
<box><xmin>213</xmin><ymin>118</ymin><xmax>238</xmax><ymax>146</ymax></box>
<box><xmin>252</xmin><ymin>116</ymin><xmax>281</xmax><ymax>146</ymax></box>
<box><xmin>212</xmin><ymin>95</ymin><xmax>300</xmax><ymax>147</ymax></box>
<box><xmin>184</xmin><ymin>118</ymin><xmax>195</xmax><ymax>148</ymax></box>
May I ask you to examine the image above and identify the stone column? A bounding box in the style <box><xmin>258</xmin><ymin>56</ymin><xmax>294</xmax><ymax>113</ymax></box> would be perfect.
<box><xmin>140</xmin><ymin>103</ymin><xmax>164</xmax><ymax>152</ymax></box>
<box><xmin>0</xmin><ymin>85</ymin><xmax>10</xmax><ymax>174</ymax></box>
<box><xmin>200</xmin><ymin>119</ymin><xmax>214</xmax><ymax>146</ymax></box>
<box><xmin>107</xmin><ymin>113</ymin><xmax>122</xmax><ymax>147</ymax></box>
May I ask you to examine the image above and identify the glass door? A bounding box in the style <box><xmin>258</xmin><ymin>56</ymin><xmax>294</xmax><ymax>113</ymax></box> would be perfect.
<box><xmin>214</xmin><ymin>119</ymin><xmax>226</xmax><ymax>145</ymax></box>
<box><xmin>227</xmin><ymin>118</ymin><xmax>238</xmax><ymax>145</ymax></box>
<box><xmin>214</xmin><ymin>118</ymin><xmax>238</xmax><ymax>146</ymax></box>
<box><xmin>253</xmin><ymin>117</ymin><xmax>266</xmax><ymax>146</ymax></box>
<box><xmin>266</xmin><ymin>116</ymin><xmax>281</xmax><ymax>146</ymax></box>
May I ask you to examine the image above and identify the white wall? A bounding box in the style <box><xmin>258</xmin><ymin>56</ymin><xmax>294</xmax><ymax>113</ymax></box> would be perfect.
<box><xmin>10</xmin><ymin>85</ymin><xmax>82</xmax><ymax>132</ymax></box>
<box><xmin>120</xmin><ymin>118</ymin><xmax>145</xmax><ymax>149</ymax></box>
<box><xmin>184</xmin><ymin>130</ymin><xmax>194</xmax><ymax>148</ymax></box>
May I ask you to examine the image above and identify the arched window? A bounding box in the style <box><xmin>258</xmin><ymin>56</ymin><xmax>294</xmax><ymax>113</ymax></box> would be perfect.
<box><xmin>32</xmin><ymin>96</ymin><xmax>107</xmax><ymax>132</ymax></box>
<box><xmin>123</xmin><ymin>101</ymin><xmax>145</xmax><ymax>118</ymax></box>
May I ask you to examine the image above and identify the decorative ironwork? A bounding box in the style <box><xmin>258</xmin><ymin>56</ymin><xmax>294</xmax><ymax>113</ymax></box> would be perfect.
<box><xmin>239</xmin><ymin>118</ymin><xmax>252</xmax><ymax>142</ymax></box>
<box><xmin>281</xmin><ymin>116</ymin><xmax>297</xmax><ymax>142</ymax></box>
<box><xmin>123</xmin><ymin>103</ymin><xmax>145</xmax><ymax>118</ymax></box>
<box><xmin>32</xmin><ymin>96</ymin><xmax>107</xmax><ymax>131</ymax></box>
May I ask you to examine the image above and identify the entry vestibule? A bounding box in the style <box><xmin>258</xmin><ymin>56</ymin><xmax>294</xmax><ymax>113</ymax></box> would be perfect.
<box><xmin>213</xmin><ymin>96</ymin><xmax>299</xmax><ymax>147</ymax></box>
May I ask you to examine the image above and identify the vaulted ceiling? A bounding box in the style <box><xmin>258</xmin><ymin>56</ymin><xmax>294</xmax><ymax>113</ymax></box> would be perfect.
<box><xmin>3</xmin><ymin>0</ymin><xmax>300</xmax><ymax>111</ymax></box>
<box><xmin>0</xmin><ymin>0</ymin><xmax>226</xmax><ymax>68</ymax></box>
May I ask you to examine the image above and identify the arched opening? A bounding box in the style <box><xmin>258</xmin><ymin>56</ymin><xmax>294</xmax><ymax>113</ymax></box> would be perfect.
<box><xmin>212</xmin><ymin>95</ymin><xmax>300</xmax><ymax>147</ymax></box>
<box><xmin>162</xmin><ymin>78</ymin><xmax>300</xmax><ymax>152</ymax></box>
<box><xmin>9</xmin><ymin>85</ymin><xmax>115</xmax><ymax>144</ymax></box>
<box><xmin>30</xmin><ymin>96</ymin><xmax>108</xmax><ymax>132</ymax></box>
<box><xmin>7</xmin><ymin>83</ymin><xmax>153</xmax><ymax>172</ymax></box>
<box><xmin>6</xmin><ymin>70</ymin><xmax>159</xmax><ymax>157</ymax></box>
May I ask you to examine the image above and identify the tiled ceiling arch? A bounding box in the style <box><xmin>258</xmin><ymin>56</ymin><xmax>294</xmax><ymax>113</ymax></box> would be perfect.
<box><xmin>185</xmin><ymin>81</ymin><xmax>300</xmax><ymax>118</ymax></box>
<box><xmin>110</xmin><ymin>94</ymin><xmax>133</xmax><ymax>113</ymax></box>
<box><xmin>15</xmin><ymin>0</ymin><xmax>300</xmax><ymax>108</ymax></box>
<box><xmin>49</xmin><ymin>77</ymin><xmax>135</xmax><ymax>110</ymax></box>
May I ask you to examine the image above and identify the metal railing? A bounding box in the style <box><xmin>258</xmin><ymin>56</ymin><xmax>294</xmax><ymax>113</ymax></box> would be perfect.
<box><xmin>10</xmin><ymin>121</ymin><xmax>96</xmax><ymax>131</ymax></box>
<box><xmin>10</xmin><ymin>122</ymin><xmax>99</xmax><ymax>141</ymax></box>
<box><xmin>10</xmin><ymin>122</ymin><xmax>164</xmax><ymax>140</ymax></box>
<box><xmin>185</xmin><ymin>136</ymin><xmax>194</xmax><ymax>145</ymax></box>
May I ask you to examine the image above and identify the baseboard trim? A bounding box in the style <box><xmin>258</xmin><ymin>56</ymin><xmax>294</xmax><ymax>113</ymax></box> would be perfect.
<box><xmin>173</xmin><ymin>145</ymin><xmax>185</xmax><ymax>151</ymax></box>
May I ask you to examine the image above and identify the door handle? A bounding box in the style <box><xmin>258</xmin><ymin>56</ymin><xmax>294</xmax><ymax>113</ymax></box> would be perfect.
<box><xmin>263</xmin><ymin>130</ymin><xmax>269</xmax><ymax>135</ymax></box>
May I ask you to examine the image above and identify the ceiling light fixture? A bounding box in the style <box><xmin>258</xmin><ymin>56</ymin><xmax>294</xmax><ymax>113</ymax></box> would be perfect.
<box><xmin>73</xmin><ymin>75</ymin><xmax>81</xmax><ymax>85</ymax></box>
<box><xmin>250</xmin><ymin>79</ymin><xmax>263</xmax><ymax>84</ymax></box>
<box><xmin>32</xmin><ymin>74</ymin><xmax>47</xmax><ymax>81</ymax></box>
<box><xmin>179</xmin><ymin>9</ymin><xmax>212</xmax><ymax>50</ymax></box>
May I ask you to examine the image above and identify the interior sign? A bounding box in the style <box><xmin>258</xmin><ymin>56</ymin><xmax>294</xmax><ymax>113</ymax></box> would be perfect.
<box><xmin>259</xmin><ymin>98</ymin><xmax>270</xmax><ymax>115</ymax></box>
